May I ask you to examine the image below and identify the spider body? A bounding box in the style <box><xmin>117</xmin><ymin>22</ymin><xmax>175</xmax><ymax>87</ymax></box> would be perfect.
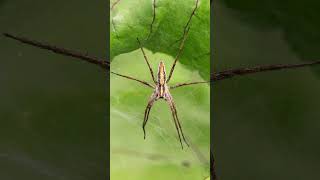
<box><xmin>157</xmin><ymin>61</ymin><xmax>167</xmax><ymax>98</ymax></box>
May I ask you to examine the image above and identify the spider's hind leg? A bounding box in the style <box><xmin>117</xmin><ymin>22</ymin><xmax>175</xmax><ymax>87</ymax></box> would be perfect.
<box><xmin>172</xmin><ymin>105</ymin><xmax>189</xmax><ymax>147</ymax></box>
<box><xmin>169</xmin><ymin>105</ymin><xmax>184</xmax><ymax>149</ymax></box>
<box><xmin>142</xmin><ymin>92</ymin><xmax>158</xmax><ymax>139</ymax></box>
<box><xmin>165</xmin><ymin>93</ymin><xmax>189</xmax><ymax>149</ymax></box>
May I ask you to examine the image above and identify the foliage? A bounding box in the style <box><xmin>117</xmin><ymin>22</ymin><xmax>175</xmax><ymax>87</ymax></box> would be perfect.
<box><xmin>111</xmin><ymin>0</ymin><xmax>210</xmax><ymax>79</ymax></box>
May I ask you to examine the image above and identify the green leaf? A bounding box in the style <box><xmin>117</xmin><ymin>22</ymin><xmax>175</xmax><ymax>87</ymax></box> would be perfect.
<box><xmin>111</xmin><ymin>0</ymin><xmax>210</xmax><ymax>79</ymax></box>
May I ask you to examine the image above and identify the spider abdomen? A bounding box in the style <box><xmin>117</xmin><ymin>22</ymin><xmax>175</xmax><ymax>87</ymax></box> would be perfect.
<box><xmin>157</xmin><ymin>61</ymin><xmax>168</xmax><ymax>98</ymax></box>
<box><xmin>158</xmin><ymin>61</ymin><xmax>166</xmax><ymax>85</ymax></box>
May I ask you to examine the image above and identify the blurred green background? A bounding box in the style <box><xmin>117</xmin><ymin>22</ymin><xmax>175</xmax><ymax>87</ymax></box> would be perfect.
<box><xmin>214</xmin><ymin>0</ymin><xmax>320</xmax><ymax>179</ymax></box>
<box><xmin>0</xmin><ymin>0</ymin><xmax>109</xmax><ymax>179</ymax></box>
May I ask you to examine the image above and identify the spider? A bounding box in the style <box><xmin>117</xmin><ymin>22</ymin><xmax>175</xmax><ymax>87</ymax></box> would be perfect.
<box><xmin>111</xmin><ymin>31</ymin><xmax>208</xmax><ymax>149</ymax></box>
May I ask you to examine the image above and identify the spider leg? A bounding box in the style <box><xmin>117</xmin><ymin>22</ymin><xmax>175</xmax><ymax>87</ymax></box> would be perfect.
<box><xmin>137</xmin><ymin>38</ymin><xmax>157</xmax><ymax>83</ymax></box>
<box><xmin>165</xmin><ymin>92</ymin><xmax>189</xmax><ymax>148</ymax></box>
<box><xmin>170</xmin><ymin>81</ymin><xmax>210</xmax><ymax>89</ymax></box>
<box><xmin>111</xmin><ymin>71</ymin><xmax>154</xmax><ymax>88</ymax></box>
<box><xmin>142</xmin><ymin>92</ymin><xmax>158</xmax><ymax>139</ymax></box>
<box><xmin>169</xmin><ymin>104</ymin><xmax>184</xmax><ymax>149</ymax></box>
<box><xmin>167</xmin><ymin>0</ymin><xmax>199</xmax><ymax>83</ymax></box>
<box><xmin>170</xmin><ymin>100</ymin><xmax>189</xmax><ymax>147</ymax></box>
<box><xmin>143</xmin><ymin>104</ymin><xmax>152</xmax><ymax>139</ymax></box>
<box><xmin>166</xmin><ymin>26</ymin><xmax>191</xmax><ymax>83</ymax></box>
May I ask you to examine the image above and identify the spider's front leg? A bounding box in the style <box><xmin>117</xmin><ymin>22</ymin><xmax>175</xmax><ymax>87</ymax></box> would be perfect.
<box><xmin>142</xmin><ymin>92</ymin><xmax>158</xmax><ymax>139</ymax></box>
